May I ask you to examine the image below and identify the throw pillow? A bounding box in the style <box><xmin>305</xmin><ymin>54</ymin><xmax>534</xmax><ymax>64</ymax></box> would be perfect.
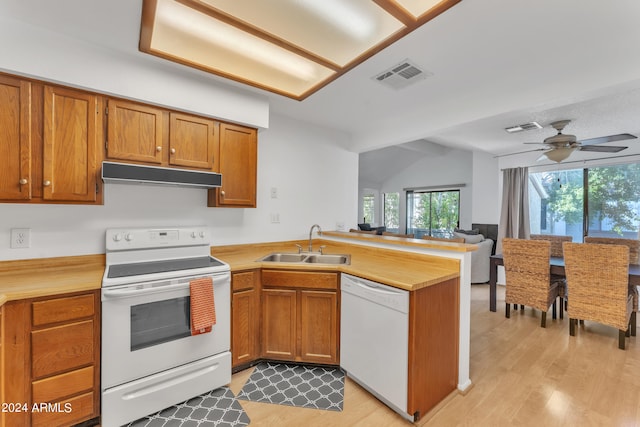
<box><xmin>454</xmin><ymin>227</ymin><xmax>480</xmax><ymax>235</ymax></box>
<box><xmin>453</xmin><ymin>231</ymin><xmax>484</xmax><ymax>244</ymax></box>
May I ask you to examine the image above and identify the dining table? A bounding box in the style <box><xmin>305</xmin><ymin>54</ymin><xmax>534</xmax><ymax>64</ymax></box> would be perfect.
<box><xmin>488</xmin><ymin>254</ymin><xmax>640</xmax><ymax>312</ymax></box>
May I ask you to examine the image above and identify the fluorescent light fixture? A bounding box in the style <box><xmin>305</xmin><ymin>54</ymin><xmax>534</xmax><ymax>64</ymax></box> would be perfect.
<box><xmin>157</xmin><ymin>0</ymin><xmax>319</xmax><ymax>81</ymax></box>
<box><xmin>297</xmin><ymin>0</ymin><xmax>374</xmax><ymax>40</ymax></box>
<box><xmin>140</xmin><ymin>0</ymin><xmax>462</xmax><ymax>100</ymax></box>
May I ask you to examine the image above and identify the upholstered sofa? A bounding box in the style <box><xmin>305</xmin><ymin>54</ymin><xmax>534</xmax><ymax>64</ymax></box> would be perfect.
<box><xmin>454</xmin><ymin>224</ymin><xmax>498</xmax><ymax>284</ymax></box>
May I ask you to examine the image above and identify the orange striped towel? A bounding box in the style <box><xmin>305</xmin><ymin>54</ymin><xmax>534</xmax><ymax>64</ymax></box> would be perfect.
<box><xmin>190</xmin><ymin>277</ymin><xmax>216</xmax><ymax>335</ymax></box>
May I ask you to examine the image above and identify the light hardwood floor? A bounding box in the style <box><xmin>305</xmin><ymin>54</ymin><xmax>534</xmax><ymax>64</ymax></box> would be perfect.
<box><xmin>230</xmin><ymin>284</ymin><xmax>640</xmax><ymax>426</ymax></box>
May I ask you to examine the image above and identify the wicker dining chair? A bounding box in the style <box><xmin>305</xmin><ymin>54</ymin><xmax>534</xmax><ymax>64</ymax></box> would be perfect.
<box><xmin>584</xmin><ymin>236</ymin><xmax>639</xmax><ymax>336</ymax></box>
<box><xmin>502</xmin><ymin>238</ymin><xmax>564</xmax><ymax>327</ymax></box>
<box><xmin>530</xmin><ymin>234</ymin><xmax>573</xmax><ymax>258</ymax></box>
<box><xmin>563</xmin><ymin>242</ymin><xmax>636</xmax><ymax>350</ymax></box>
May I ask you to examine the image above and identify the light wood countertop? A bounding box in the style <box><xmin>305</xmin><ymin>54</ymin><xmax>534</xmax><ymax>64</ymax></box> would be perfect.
<box><xmin>0</xmin><ymin>233</ymin><xmax>463</xmax><ymax>306</ymax></box>
<box><xmin>211</xmin><ymin>238</ymin><xmax>460</xmax><ymax>291</ymax></box>
<box><xmin>0</xmin><ymin>255</ymin><xmax>104</xmax><ymax>305</ymax></box>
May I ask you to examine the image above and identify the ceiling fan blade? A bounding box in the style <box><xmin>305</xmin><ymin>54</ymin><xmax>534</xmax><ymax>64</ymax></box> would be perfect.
<box><xmin>579</xmin><ymin>145</ymin><xmax>627</xmax><ymax>153</ymax></box>
<box><xmin>494</xmin><ymin>148</ymin><xmax>545</xmax><ymax>158</ymax></box>
<box><xmin>578</xmin><ymin>133</ymin><xmax>637</xmax><ymax>146</ymax></box>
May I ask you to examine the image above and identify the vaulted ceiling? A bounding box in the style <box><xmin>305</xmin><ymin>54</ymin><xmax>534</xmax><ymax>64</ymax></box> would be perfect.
<box><xmin>4</xmin><ymin>0</ymin><xmax>640</xmax><ymax>166</ymax></box>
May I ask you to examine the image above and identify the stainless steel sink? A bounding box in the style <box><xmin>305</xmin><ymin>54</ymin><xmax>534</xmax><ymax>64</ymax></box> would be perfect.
<box><xmin>257</xmin><ymin>252</ymin><xmax>350</xmax><ymax>265</ymax></box>
<box><xmin>304</xmin><ymin>254</ymin><xmax>351</xmax><ymax>265</ymax></box>
<box><xmin>258</xmin><ymin>253</ymin><xmax>308</xmax><ymax>262</ymax></box>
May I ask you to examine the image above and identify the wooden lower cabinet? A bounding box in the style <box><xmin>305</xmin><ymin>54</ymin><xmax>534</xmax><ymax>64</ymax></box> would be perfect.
<box><xmin>231</xmin><ymin>270</ymin><xmax>261</xmax><ymax>369</ymax></box>
<box><xmin>261</xmin><ymin>270</ymin><xmax>339</xmax><ymax>365</ymax></box>
<box><xmin>0</xmin><ymin>290</ymin><xmax>100</xmax><ymax>427</ymax></box>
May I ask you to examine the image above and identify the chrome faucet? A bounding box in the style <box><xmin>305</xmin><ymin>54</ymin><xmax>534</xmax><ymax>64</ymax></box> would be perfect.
<box><xmin>308</xmin><ymin>224</ymin><xmax>322</xmax><ymax>253</ymax></box>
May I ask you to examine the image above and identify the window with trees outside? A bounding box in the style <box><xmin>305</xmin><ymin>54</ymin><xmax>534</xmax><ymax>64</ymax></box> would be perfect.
<box><xmin>384</xmin><ymin>192</ymin><xmax>400</xmax><ymax>232</ymax></box>
<box><xmin>406</xmin><ymin>190</ymin><xmax>460</xmax><ymax>238</ymax></box>
<box><xmin>529</xmin><ymin>163</ymin><xmax>640</xmax><ymax>243</ymax></box>
<box><xmin>362</xmin><ymin>193</ymin><xmax>375</xmax><ymax>224</ymax></box>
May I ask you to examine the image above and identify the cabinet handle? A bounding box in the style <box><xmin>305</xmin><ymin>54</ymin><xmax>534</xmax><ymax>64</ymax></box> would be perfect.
<box><xmin>170</xmin><ymin>148</ymin><xmax>176</xmax><ymax>154</ymax></box>
<box><xmin>156</xmin><ymin>146</ymin><xmax>162</xmax><ymax>152</ymax></box>
<box><xmin>221</xmin><ymin>190</ymin><xmax>225</xmax><ymax>198</ymax></box>
<box><xmin>19</xmin><ymin>178</ymin><xmax>28</xmax><ymax>185</ymax></box>
<box><xmin>43</xmin><ymin>180</ymin><xmax>51</xmax><ymax>187</ymax></box>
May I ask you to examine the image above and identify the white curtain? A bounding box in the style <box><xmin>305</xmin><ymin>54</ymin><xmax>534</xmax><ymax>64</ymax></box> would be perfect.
<box><xmin>496</xmin><ymin>167</ymin><xmax>530</xmax><ymax>254</ymax></box>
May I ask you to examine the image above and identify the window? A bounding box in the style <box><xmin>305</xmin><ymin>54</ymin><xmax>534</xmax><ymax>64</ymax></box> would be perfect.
<box><xmin>362</xmin><ymin>193</ymin><xmax>375</xmax><ymax>224</ymax></box>
<box><xmin>384</xmin><ymin>192</ymin><xmax>400</xmax><ymax>232</ymax></box>
<box><xmin>529</xmin><ymin>163</ymin><xmax>640</xmax><ymax>242</ymax></box>
<box><xmin>406</xmin><ymin>190</ymin><xmax>459</xmax><ymax>238</ymax></box>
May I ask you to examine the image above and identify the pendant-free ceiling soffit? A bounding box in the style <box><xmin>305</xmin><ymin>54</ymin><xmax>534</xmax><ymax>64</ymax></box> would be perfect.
<box><xmin>139</xmin><ymin>0</ymin><xmax>462</xmax><ymax>100</ymax></box>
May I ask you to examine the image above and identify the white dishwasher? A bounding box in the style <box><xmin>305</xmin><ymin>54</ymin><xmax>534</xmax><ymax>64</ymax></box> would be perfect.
<box><xmin>340</xmin><ymin>273</ymin><xmax>412</xmax><ymax>421</ymax></box>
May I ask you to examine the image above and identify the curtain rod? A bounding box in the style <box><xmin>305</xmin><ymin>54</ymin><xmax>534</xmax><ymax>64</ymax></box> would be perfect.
<box><xmin>403</xmin><ymin>183</ymin><xmax>466</xmax><ymax>191</ymax></box>
<box><xmin>500</xmin><ymin>153</ymin><xmax>640</xmax><ymax>171</ymax></box>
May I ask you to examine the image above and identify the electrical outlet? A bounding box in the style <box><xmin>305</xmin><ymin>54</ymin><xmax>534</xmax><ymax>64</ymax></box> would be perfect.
<box><xmin>336</xmin><ymin>221</ymin><xmax>345</xmax><ymax>231</ymax></box>
<box><xmin>270</xmin><ymin>213</ymin><xmax>280</xmax><ymax>223</ymax></box>
<box><xmin>11</xmin><ymin>228</ymin><xmax>31</xmax><ymax>249</ymax></box>
<box><xmin>270</xmin><ymin>187</ymin><xmax>278</xmax><ymax>199</ymax></box>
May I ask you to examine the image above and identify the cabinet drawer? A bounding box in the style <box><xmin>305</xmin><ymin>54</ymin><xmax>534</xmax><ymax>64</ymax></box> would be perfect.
<box><xmin>232</xmin><ymin>270</ymin><xmax>257</xmax><ymax>292</ymax></box>
<box><xmin>262</xmin><ymin>270</ymin><xmax>337</xmax><ymax>290</ymax></box>
<box><xmin>31</xmin><ymin>320</ymin><xmax>94</xmax><ymax>379</ymax></box>
<box><xmin>32</xmin><ymin>294</ymin><xmax>95</xmax><ymax>327</ymax></box>
<box><xmin>32</xmin><ymin>366</ymin><xmax>94</xmax><ymax>402</ymax></box>
<box><xmin>31</xmin><ymin>391</ymin><xmax>95</xmax><ymax>427</ymax></box>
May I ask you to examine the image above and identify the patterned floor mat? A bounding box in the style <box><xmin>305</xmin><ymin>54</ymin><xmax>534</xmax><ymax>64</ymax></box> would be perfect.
<box><xmin>237</xmin><ymin>362</ymin><xmax>345</xmax><ymax>411</ymax></box>
<box><xmin>126</xmin><ymin>386</ymin><xmax>250</xmax><ymax>427</ymax></box>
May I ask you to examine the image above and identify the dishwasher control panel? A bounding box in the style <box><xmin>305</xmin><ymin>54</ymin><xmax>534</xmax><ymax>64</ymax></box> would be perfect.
<box><xmin>341</xmin><ymin>273</ymin><xmax>409</xmax><ymax>313</ymax></box>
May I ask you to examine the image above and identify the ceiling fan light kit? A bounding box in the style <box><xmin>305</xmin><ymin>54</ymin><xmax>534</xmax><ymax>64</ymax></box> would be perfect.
<box><xmin>499</xmin><ymin>119</ymin><xmax>637</xmax><ymax>163</ymax></box>
<box><xmin>542</xmin><ymin>146</ymin><xmax>578</xmax><ymax>163</ymax></box>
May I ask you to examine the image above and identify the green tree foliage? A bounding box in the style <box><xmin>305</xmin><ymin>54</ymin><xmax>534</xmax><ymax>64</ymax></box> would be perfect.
<box><xmin>540</xmin><ymin>164</ymin><xmax>640</xmax><ymax>235</ymax></box>
<box><xmin>384</xmin><ymin>193</ymin><xmax>399</xmax><ymax>228</ymax></box>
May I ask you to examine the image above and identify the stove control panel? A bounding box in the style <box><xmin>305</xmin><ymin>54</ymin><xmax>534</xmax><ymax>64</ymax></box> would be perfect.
<box><xmin>106</xmin><ymin>227</ymin><xmax>209</xmax><ymax>251</ymax></box>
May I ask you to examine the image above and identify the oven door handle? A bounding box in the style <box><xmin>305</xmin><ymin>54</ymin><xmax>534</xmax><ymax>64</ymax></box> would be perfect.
<box><xmin>103</xmin><ymin>282</ymin><xmax>190</xmax><ymax>298</ymax></box>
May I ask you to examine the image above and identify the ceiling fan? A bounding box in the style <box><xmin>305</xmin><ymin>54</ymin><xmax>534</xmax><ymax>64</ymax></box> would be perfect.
<box><xmin>499</xmin><ymin>120</ymin><xmax>637</xmax><ymax>162</ymax></box>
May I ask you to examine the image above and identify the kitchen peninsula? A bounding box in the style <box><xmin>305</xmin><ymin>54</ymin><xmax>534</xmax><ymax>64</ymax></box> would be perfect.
<box><xmin>212</xmin><ymin>232</ymin><xmax>475</xmax><ymax>421</ymax></box>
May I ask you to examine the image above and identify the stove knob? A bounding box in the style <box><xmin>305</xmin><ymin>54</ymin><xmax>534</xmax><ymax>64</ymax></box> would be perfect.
<box><xmin>191</xmin><ymin>232</ymin><xmax>197</xmax><ymax>238</ymax></box>
<box><xmin>113</xmin><ymin>233</ymin><xmax>122</xmax><ymax>242</ymax></box>
<box><xmin>124</xmin><ymin>233</ymin><xmax>134</xmax><ymax>242</ymax></box>
<box><xmin>199</xmin><ymin>231</ymin><xmax>205</xmax><ymax>238</ymax></box>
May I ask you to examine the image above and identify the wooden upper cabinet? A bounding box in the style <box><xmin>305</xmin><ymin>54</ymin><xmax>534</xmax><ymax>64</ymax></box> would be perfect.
<box><xmin>208</xmin><ymin>123</ymin><xmax>257</xmax><ymax>207</ymax></box>
<box><xmin>0</xmin><ymin>75</ymin><xmax>31</xmax><ymax>200</ymax></box>
<box><xmin>106</xmin><ymin>99</ymin><xmax>163</xmax><ymax>164</ymax></box>
<box><xmin>169</xmin><ymin>113</ymin><xmax>219</xmax><ymax>170</ymax></box>
<box><xmin>43</xmin><ymin>86</ymin><xmax>100</xmax><ymax>202</ymax></box>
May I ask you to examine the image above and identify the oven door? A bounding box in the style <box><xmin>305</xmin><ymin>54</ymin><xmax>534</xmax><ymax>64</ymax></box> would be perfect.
<box><xmin>101</xmin><ymin>270</ymin><xmax>230</xmax><ymax>389</ymax></box>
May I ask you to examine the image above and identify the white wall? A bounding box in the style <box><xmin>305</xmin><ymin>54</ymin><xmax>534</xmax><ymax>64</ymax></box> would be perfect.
<box><xmin>471</xmin><ymin>151</ymin><xmax>500</xmax><ymax>224</ymax></box>
<box><xmin>0</xmin><ymin>113</ymin><xmax>358</xmax><ymax>260</ymax></box>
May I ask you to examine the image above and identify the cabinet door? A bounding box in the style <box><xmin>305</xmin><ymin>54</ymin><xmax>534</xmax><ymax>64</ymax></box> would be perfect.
<box><xmin>262</xmin><ymin>288</ymin><xmax>296</xmax><ymax>360</ymax></box>
<box><xmin>209</xmin><ymin>123</ymin><xmax>257</xmax><ymax>207</ymax></box>
<box><xmin>300</xmin><ymin>290</ymin><xmax>338</xmax><ymax>364</ymax></box>
<box><xmin>232</xmin><ymin>288</ymin><xmax>259</xmax><ymax>368</ymax></box>
<box><xmin>43</xmin><ymin>86</ymin><xmax>99</xmax><ymax>202</ymax></box>
<box><xmin>0</xmin><ymin>75</ymin><xmax>31</xmax><ymax>200</ymax></box>
<box><xmin>106</xmin><ymin>99</ymin><xmax>164</xmax><ymax>164</ymax></box>
<box><xmin>169</xmin><ymin>113</ymin><xmax>219</xmax><ymax>170</ymax></box>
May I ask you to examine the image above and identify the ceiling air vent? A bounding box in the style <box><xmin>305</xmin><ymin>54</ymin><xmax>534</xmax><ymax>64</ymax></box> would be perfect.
<box><xmin>373</xmin><ymin>59</ymin><xmax>432</xmax><ymax>90</ymax></box>
<box><xmin>504</xmin><ymin>121</ymin><xmax>542</xmax><ymax>133</ymax></box>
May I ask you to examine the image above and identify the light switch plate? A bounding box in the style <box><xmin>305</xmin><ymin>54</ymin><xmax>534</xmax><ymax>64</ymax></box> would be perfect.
<box><xmin>11</xmin><ymin>228</ymin><xmax>31</xmax><ymax>248</ymax></box>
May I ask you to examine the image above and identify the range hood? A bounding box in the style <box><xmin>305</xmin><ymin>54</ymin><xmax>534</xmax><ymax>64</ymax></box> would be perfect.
<box><xmin>101</xmin><ymin>161</ymin><xmax>222</xmax><ymax>188</ymax></box>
